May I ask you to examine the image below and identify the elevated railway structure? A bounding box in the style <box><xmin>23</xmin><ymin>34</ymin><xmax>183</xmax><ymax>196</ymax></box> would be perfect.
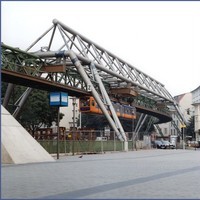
<box><xmin>1</xmin><ymin>19</ymin><xmax>186</xmax><ymax>150</ymax></box>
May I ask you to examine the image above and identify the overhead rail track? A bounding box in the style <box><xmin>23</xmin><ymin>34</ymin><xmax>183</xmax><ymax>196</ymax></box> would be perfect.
<box><xmin>33</xmin><ymin>19</ymin><xmax>185</xmax><ymax>124</ymax></box>
<box><xmin>1</xmin><ymin>43</ymin><xmax>90</xmax><ymax>96</ymax></box>
<box><xmin>34</xmin><ymin>19</ymin><xmax>174</xmax><ymax>103</ymax></box>
<box><xmin>1</xmin><ymin>19</ymin><xmax>187</xmax><ymax>150</ymax></box>
<box><xmin>1</xmin><ymin>43</ymin><xmax>172</xmax><ymax>123</ymax></box>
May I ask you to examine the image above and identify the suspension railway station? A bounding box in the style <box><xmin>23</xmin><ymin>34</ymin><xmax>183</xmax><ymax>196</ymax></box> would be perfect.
<box><xmin>1</xmin><ymin>19</ymin><xmax>187</xmax><ymax>164</ymax></box>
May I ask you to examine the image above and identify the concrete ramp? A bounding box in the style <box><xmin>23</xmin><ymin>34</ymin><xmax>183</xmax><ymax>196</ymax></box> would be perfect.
<box><xmin>1</xmin><ymin>105</ymin><xmax>55</xmax><ymax>164</ymax></box>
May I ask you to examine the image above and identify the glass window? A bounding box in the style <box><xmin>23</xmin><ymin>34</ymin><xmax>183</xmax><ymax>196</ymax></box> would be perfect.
<box><xmin>91</xmin><ymin>100</ymin><xmax>95</xmax><ymax>106</ymax></box>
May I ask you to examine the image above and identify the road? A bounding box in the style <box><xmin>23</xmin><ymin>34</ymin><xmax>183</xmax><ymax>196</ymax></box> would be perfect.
<box><xmin>2</xmin><ymin>149</ymin><xmax>200</xmax><ymax>199</ymax></box>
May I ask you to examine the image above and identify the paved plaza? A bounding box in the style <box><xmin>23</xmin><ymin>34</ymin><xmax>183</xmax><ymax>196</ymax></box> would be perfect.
<box><xmin>1</xmin><ymin>149</ymin><xmax>200</xmax><ymax>199</ymax></box>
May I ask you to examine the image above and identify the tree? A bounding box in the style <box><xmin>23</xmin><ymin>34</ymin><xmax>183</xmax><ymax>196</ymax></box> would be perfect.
<box><xmin>1</xmin><ymin>83</ymin><xmax>64</xmax><ymax>136</ymax></box>
<box><xmin>186</xmin><ymin>116</ymin><xmax>195</xmax><ymax>139</ymax></box>
<box><xmin>19</xmin><ymin>90</ymin><xmax>64</xmax><ymax>136</ymax></box>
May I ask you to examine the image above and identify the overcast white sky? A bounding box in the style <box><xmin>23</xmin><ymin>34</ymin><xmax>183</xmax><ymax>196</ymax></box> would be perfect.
<box><xmin>2</xmin><ymin>1</ymin><xmax>200</xmax><ymax>97</ymax></box>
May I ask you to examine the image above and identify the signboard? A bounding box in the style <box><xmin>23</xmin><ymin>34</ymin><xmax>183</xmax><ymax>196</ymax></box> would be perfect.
<box><xmin>180</xmin><ymin>124</ymin><xmax>186</xmax><ymax>128</ymax></box>
<box><xmin>50</xmin><ymin>92</ymin><xmax>68</xmax><ymax>106</ymax></box>
<box><xmin>104</xmin><ymin>126</ymin><xmax>110</xmax><ymax>137</ymax></box>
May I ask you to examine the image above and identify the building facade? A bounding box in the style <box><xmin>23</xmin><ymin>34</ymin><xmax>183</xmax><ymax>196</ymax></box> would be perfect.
<box><xmin>60</xmin><ymin>97</ymin><xmax>80</xmax><ymax>130</ymax></box>
<box><xmin>158</xmin><ymin>92</ymin><xmax>193</xmax><ymax>137</ymax></box>
<box><xmin>191</xmin><ymin>86</ymin><xmax>200</xmax><ymax>141</ymax></box>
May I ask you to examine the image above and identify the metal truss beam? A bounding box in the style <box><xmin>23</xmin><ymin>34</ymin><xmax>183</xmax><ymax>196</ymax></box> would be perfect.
<box><xmin>1</xmin><ymin>19</ymin><xmax>187</xmax><ymax>128</ymax></box>
<box><xmin>32</xmin><ymin>19</ymin><xmax>185</xmax><ymax>125</ymax></box>
<box><xmin>51</xmin><ymin>19</ymin><xmax>174</xmax><ymax>103</ymax></box>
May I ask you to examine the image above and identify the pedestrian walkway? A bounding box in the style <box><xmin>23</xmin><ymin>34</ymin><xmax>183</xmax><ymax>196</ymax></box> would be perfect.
<box><xmin>2</xmin><ymin>149</ymin><xmax>200</xmax><ymax>199</ymax></box>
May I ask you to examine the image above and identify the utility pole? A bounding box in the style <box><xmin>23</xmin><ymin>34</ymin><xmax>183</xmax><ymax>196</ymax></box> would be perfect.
<box><xmin>182</xmin><ymin>127</ymin><xmax>185</xmax><ymax>150</ymax></box>
<box><xmin>57</xmin><ymin>107</ymin><xmax>60</xmax><ymax>159</ymax></box>
<box><xmin>71</xmin><ymin>97</ymin><xmax>77</xmax><ymax>156</ymax></box>
<box><xmin>132</xmin><ymin>113</ymin><xmax>135</xmax><ymax>151</ymax></box>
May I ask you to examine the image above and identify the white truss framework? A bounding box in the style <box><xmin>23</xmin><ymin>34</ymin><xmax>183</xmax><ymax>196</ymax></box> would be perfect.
<box><xmin>52</xmin><ymin>19</ymin><xmax>173</xmax><ymax>102</ymax></box>
<box><xmin>2</xmin><ymin>19</ymin><xmax>187</xmax><ymax>139</ymax></box>
<box><xmin>31</xmin><ymin>19</ymin><xmax>185</xmax><ymax>125</ymax></box>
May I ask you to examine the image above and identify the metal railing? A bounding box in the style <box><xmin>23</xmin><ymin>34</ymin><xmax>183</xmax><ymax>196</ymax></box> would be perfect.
<box><xmin>38</xmin><ymin>139</ymin><xmax>147</xmax><ymax>155</ymax></box>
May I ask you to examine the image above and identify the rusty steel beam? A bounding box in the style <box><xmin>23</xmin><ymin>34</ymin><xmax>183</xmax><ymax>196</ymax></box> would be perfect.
<box><xmin>109</xmin><ymin>87</ymin><xmax>138</xmax><ymax>97</ymax></box>
<box><xmin>1</xmin><ymin>69</ymin><xmax>90</xmax><ymax>97</ymax></box>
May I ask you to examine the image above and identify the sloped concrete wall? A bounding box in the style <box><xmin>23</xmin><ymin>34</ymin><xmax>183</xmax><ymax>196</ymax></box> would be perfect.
<box><xmin>1</xmin><ymin>106</ymin><xmax>55</xmax><ymax>164</ymax></box>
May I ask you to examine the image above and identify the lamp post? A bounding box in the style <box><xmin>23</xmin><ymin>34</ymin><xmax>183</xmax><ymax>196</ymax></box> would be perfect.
<box><xmin>71</xmin><ymin>97</ymin><xmax>77</xmax><ymax>156</ymax></box>
<box><xmin>132</xmin><ymin>111</ymin><xmax>135</xmax><ymax>151</ymax></box>
<box><xmin>57</xmin><ymin>107</ymin><xmax>60</xmax><ymax>159</ymax></box>
<box><xmin>181</xmin><ymin>125</ymin><xmax>186</xmax><ymax>150</ymax></box>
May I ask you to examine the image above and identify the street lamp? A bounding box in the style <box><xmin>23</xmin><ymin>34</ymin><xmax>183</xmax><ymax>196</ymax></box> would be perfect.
<box><xmin>71</xmin><ymin>97</ymin><xmax>77</xmax><ymax>156</ymax></box>
<box><xmin>132</xmin><ymin>111</ymin><xmax>136</xmax><ymax>151</ymax></box>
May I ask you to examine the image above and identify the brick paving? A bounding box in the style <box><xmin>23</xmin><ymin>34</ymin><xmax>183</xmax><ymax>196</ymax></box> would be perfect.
<box><xmin>1</xmin><ymin>149</ymin><xmax>200</xmax><ymax>199</ymax></box>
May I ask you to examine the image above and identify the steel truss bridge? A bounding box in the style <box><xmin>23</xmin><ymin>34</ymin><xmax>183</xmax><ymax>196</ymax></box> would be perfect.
<box><xmin>1</xmin><ymin>19</ymin><xmax>186</xmax><ymax>151</ymax></box>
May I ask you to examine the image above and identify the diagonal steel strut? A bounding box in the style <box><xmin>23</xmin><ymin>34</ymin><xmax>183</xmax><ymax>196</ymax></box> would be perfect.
<box><xmin>90</xmin><ymin>62</ymin><xmax>128</xmax><ymax>148</ymax></box>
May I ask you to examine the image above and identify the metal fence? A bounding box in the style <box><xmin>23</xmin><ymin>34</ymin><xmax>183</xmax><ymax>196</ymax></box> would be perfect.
<box><xmin>36</xmin><ymin>129</ymin><xmax>152</xmax><ymax>154</ymax></box>
<box><xmin>38</xmin><ymin>140</ymin><xmax>143</xmax><ymax>155</ymax></box>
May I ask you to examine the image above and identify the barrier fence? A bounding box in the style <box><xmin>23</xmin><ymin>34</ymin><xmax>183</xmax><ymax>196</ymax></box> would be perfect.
<box><xmin>38</xmin><ymin>140</ymin><xmax>139</xmax><ymax>154</ymax></box>
<box><xmin>35</xmin><ymin>129</ymin><xmax>151</xmax><ymax>154</ymax></box>
<box><xmin>37</xmin><ymin>139</ymin><xmax>150</xmax><ymax>154</ymax></box>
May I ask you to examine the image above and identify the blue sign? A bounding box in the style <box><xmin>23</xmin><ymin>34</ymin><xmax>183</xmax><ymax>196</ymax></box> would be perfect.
<box><xmin>50</xmin><ymin>92</ymin><xmax>68</xmax><ymax>106</ymax></box>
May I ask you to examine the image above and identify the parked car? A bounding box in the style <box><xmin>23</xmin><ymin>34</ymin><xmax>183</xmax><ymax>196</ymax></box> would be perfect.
<box><xmin>169</xmin><ymin>141</ymin><xmax>176</xmax><ymax>149</ymax></box>
<box><xmin>188</xmin><ymin>141</ymin><xmax>199</xmax><ymax>147</ymax></box>
<box><xmin>152</xmin><ymin>140</ymin><xmax>175</xmax><ymax>149</ymax></box>
<box><xmin>152</xmin><ymin>140</ymin><xmax>165</xmax><ymax>149</ymax></box>
<box><xmin>161</xmin><ymin>140</ymin><xmax>175</xmax><ymax>149</ymax></box>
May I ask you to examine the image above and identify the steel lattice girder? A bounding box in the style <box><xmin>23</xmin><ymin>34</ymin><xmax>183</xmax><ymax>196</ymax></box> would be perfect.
<box><xmin>1</xmin><ymin>43</ymin><xmax>43</xmax><ymax>76</ymax></box>
<box><xmin>1</xmin><ymin>19</ymin><xmax>187</xmax><ymax>125</ymax></box>
<box><xmin>49</xmin><ymin>19</ymin><xmax>174</xmax><ymax>103</ymax></box>
<box><xmin>13</xmin><ymin>19</ymin><xmax>173</xmax><ymax>104</ymax></box>
<box><xmin>1</xmin><ymin>43</ymin><xmax>88</xmax><ymax>92</ymax></box>
<box><xmin>13</xmin><ymin>19</ymin><xmax>174</xmax><ymax>104</ymax></box>
<box><xmin>47</xmin><ymin>19</ymin><xmax>186</xmax><ymax>125</ymax></box>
